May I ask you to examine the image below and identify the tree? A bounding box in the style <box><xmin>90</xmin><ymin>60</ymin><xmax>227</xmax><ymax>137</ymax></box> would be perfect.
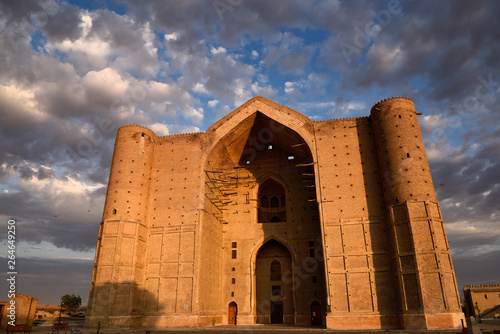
<box><xmin>60</xmin><ymin>294</ymin><xmax>82</xmax><ymax>312</ymax></box>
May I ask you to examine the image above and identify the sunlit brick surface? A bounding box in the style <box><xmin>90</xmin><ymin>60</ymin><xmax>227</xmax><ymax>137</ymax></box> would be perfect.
<box><xmin>86</xmin><ymin>97</ymin><xmax>465</xmax><ymax>330</ymax></box>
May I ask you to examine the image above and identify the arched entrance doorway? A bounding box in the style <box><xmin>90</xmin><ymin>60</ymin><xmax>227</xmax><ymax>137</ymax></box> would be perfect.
<box><xmin>255</xmin><ymin>239</ymin><xmax>294</xmax><ymax>324</ymax></box>
<box><xmin>228</xmin><ymin>301</ymin><xmax>237</xmax><ymax>325</ymax></box>
<box><xmin>310</xmin><ymin>301</ymin><xmax>322</xmax><ymax>325</ymax></box>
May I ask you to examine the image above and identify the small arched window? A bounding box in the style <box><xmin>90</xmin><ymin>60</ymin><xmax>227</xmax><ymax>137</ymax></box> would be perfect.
<box><xmin>270</xmin><ymin>259</ymin><xmax>281</xmax><ymax>281</ymax></box>
<box><xmin>261</xmin><ymin>196</ymin><xmax>269</xmax><ymax>208</ymax></box>
<box><xmin>258</xmin><ymin>178</ymin><xmax>286</xmax><ymax>223</ymax></box>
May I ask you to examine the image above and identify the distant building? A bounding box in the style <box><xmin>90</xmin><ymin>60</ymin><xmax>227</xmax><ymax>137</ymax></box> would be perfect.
<box><xmin>464</xmin><ymin>284</ymin><xmax>500</xmax><ymax>319</ymax></box>
<box><xmin>0</xmin><ymin>294</ymin><xmax>38</xmax><ymax>329</ymax></box>
<box><xmin>87</xmin><ymin>96</ymin><xmax>465</xmax><ymax>330</ymax></box>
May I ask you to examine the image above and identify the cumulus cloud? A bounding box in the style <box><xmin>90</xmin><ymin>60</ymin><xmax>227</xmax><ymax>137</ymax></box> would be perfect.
<box><xmin>0</xmin><ymin>0</ymin><xmax>499</xmax><ymax>303</ymax></box>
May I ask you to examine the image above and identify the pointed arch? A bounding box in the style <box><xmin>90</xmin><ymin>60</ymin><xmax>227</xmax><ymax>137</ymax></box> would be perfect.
<box><xmin>228</xmin><ymin>301</ymin><xmax>237</xmax><ymax>325</ymax></box>
<box><xmin>250</xmin><ymin>235</ymin><xmax>297</xmax><ymax>265</ymax></box>
<box><xmin>203</xmin><ymin>97</ymin><xmax>318</xmax><ymax>169</ymax></box>
<box><xmin>258</xmin><ymin>178</ymin><xmax>286</xmax><ymax>223</ymax></box>
<box><xmin>254</xmin><ymin>238</ymin><xmax>294</xmax><ymax>324</ymax></box>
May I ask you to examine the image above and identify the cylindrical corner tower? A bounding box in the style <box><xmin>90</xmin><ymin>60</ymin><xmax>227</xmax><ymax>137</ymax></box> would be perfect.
<box><xmin>371</xmin><ymin>97</ymin><xmax>464</xmax><ymax>330</ymax></box>
<box><xmin>87</xmin><ymin>125</ymin><xmax>157</xmax><ymax>327</ymax></box>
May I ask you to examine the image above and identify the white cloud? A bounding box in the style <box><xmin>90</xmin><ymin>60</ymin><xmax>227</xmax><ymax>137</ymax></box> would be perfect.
<box><xmin>211</xmin><ymin>46</ymin><xmax>227</xmax><ymax>55</ymax></box>
<box><xmin>151</xmin><ymin>122</ymin><xmax>170</xmax><ymax>136</ymax></box>
<box><xmin>284</xmin><ymin>81</ymin><xmax>303</xmax><ymax>94</ymax></box>
<box><xmin>150</xmin><ymin>123</ymin><xmax>201</xmax><ymax>136</ymax></box>
<box><xmin>192</xmin><ymin>82</ymin><xmax>207</xmax><ymax>93</ymax></box>
<box><xmin>164</xmin><ymin>32</ymin><xmax>178</xmax><ymax>41</ymax></box>
<box><xmin>0</xmin><ymin>84</ymin><xmax>46</xmax><ymax>120</ymax></box>
<box><xmin>421</xmin><ymin>114</ymin><xmax>446</xmax><ymax>134</ymax></box>
<box><xmin>45</xmin><ymin>14</ymin><xmax>110</xmax><ymax>69</ymax></box>
<box><xmin>251</xmin><ymin>82</ymin><xmax>277</xmax><ymax>97</ymax></box>
<box><xmin>44</xmin><ymin>11</ymin><xmax>160</xmax><ymax>78</ymax></box>
<box><xmin>183</xmin><ymin>106</ymin><xmax>204</xmax><ymax>123</ymax></box>
<box><xmin>83</xmin><ymin>68</ymin><xmax>129</xmax><ymax>100</ymax></box>
<box><xmin>251</xmin><ymin>50</ymin><xmax>259</xmax><ymax>59</ymax></box>
<box><xmin>208</xmin><ymin>100</ymin><xmax>219</xmax><ymax>107</ymax></box>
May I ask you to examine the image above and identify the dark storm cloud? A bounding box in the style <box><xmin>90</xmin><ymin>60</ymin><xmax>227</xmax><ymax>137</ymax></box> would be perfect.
<box><xmin>37</xmin><ymin>166</ymin><xmax>54</xmax><ymax>180</ymax></box>
<box><xmin>41</xmin><ymin>2</ymin><xmax>83</xmax><ymax>42</ymax></box>
<box><xmin>90</xmin><ymin>9</ymin><xmax>148</xmax><ymax>49</ymax></box>
<box><xmin>0</xmin><ymin>184</ymin><xmax>103</xmax><ymax>252</ymax></box>
<box><xmin>0</xmin><ymin>0</ymin><xmax>83</xmax><ymax>55</ymax></box>
<box><xmin>335</xmin><ymin>1</ymin><xmax>500</xmax><ymax>100</ymax></box>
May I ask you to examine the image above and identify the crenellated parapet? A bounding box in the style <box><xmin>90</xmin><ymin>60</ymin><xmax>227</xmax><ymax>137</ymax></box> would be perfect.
<box><xmin>313</xmin><ymin>115</ymin><xmax>369</xmax><ymax>123</ymax></box>
<box><xmin>464</xmin><ymin>284</ymin><xmax>500</xmax><ymax>289</ymax></box>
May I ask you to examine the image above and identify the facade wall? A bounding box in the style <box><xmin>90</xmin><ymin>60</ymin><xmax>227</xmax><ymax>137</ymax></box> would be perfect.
<box><xmin>87</xmin><ymin>96</ymin><xmax>465</xmax><ymax>330</ymax></box>
<box><xmin>464</xmin><ymin>284</ymin><xmax>500</xmax><ymax>318</ymax></box>
<box><xmin>314</xmin><ymin>117</ymin><xmax>399</xmax><ymax>328</ymax></box>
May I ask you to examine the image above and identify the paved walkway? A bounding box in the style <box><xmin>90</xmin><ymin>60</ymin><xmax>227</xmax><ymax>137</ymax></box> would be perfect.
<box><xmin>33</xmin><ymin>324</ymin><xmax>465</xmax><ymax>334</ymax></box>
<box><xmin>31</xmin><ymin>320</ymin><xmax>500</xmax><ymax>334</ymax></box>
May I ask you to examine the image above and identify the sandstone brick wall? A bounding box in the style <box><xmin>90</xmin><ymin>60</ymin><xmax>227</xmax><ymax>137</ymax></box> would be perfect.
<box><xmin>464</xmin><ymin>284</ymin><xmax>500</xmax><ymax>318</ymax></box>
<box><xmin>87</xmin><ymin>96</ymin><xmax>465</xmax><ymax>330</ymax></box>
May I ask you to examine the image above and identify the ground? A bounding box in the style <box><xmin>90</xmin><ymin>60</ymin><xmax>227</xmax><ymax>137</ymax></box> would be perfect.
<box><xmin>29</xmin><ymin>319</ymin><xmax>500</xmax><ymax>334</ymax></box>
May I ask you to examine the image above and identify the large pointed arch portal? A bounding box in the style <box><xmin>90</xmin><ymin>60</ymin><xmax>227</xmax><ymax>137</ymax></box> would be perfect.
<box><xmin>202</xmin><ymin>100</ymin><xmax>327</xmax><ymax>326</ymax></box>
<box><xmin>255</xmin><ymin>239</ymin><xmax>293</xmax><ymax>324</ymax></box>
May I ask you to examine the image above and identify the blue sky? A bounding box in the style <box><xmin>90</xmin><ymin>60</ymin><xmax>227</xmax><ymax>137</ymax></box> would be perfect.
<box><xmin>0</xmin><ymin>0</ymin><xmax>499</xmax><ymax>305</ymax></box>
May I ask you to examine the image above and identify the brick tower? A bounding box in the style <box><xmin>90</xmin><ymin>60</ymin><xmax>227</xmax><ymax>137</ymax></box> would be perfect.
<box><xmin>87</xmin><ymin>125</ymin><xmax>157</xmax><ymax>326</ymax></box>
<box><xmin>370</xmin><ymin>97</ymin><xmax>464</xmax><ymax>329</ymax></box>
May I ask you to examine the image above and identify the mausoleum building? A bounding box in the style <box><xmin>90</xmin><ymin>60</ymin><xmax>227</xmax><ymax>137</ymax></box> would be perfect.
<box><xmin>86</xmin><ymin>96</ymin><xmax>465</xmax><ymax>330</ymax></box>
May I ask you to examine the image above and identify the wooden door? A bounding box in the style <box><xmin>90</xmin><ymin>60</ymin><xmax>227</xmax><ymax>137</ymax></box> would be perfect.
<box><xmin>311</xmin><ymin>301</ymin><xmax>322</xmax><ymax>325</ymax></box>
<box><xmin>228</xmin><ymin>302</ymin><xmax>237</xmax><ymax>324</ymax></box>
<box><xmin>270</xmin><ymin>301</ymin><xmax>283</xmax><ymax>324</ymax></box>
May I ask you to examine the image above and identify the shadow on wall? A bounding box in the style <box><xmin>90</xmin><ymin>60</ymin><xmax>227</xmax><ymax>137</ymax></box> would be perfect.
<box><xmin>87</xmin><ymin>281</ymin><xmax>167</xmax><ymax>328</ymax></box>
